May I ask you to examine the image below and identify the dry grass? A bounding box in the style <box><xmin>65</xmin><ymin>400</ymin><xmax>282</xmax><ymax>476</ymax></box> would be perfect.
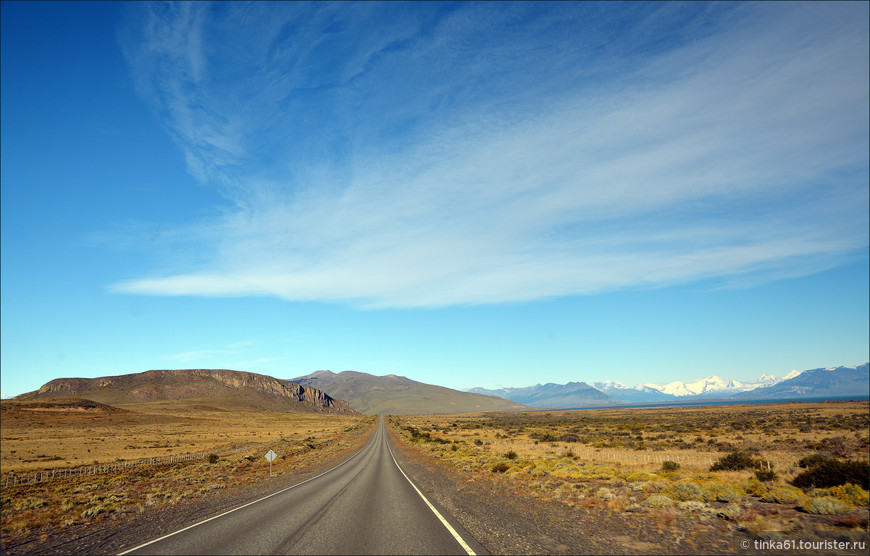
<box><xmin>1</xmin><ymin>398</ymin><xmax>359</xmax><ymax>472</ymax></box>
<box><xmin>0</xmin><ymin>399</ymin><xmax>375</xmax><ymax>549</ymax></box>
<box><xmin>390</xmin><ymin>400</ymin><xmax>869</xmax><ymax>539</ymax></box>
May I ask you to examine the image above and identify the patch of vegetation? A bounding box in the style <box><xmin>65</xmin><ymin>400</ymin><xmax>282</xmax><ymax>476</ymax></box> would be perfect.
<box><xmin>661</xmin><ymin>480</ymin><xmax>705</xmax><ymax>502</ymax></box>
<box><xmin>799</xmin><ymin>496</ymin><xmax>854</xmax><ymax>515</ymax></box>
<box><xmin>791</xmin><ymin>458</ymin><xmax>869</xmax><ymax>489</ymax></box>
<box><xmin>644</xmin><ymin>494</ymin><xmax>675</xmax><ymax>508</ymax></box>
<box><xmin>710</xmin><ymin>450</ymin><xmax>759</xmax><ymax>472</ymax></box>
<box><xmin>661</xmin><ymin>460</ymin><xmax>679</xmax><ymax>472</ymax></box>
<box><xmin>491</xmin><ymin>462</ymin><xmax>509</xmax><ymax>473</ymax></box>
<box><xmin>828</xmin><ymin>483</ymin><xmax>870</xmax><ymax>506</ymax></box>
<box><xmin>754</xmin><ymin>469</ymin><xmax>778</xmax><ymax>482</ymax></box>
<box><xmin>760</xmin><ymin>485</ymin><xmax>808</xmax><ymax>505</ymax></box>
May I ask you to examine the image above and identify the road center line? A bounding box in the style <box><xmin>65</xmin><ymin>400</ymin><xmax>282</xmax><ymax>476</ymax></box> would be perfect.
<box><xmin>384</xmin><ymin>421</ymin><xmax>477</xmax><ymax>556</ymax></box>
<box><xmin>117</xmin><ymin>426</ymin><xmax>379</xmax><ymax>556</ymax></box>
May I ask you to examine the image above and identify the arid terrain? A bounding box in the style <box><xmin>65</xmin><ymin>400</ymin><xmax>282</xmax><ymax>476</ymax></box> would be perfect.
<box><xmin>389</xmin><ymin>400</ymin><xmax>869</xmax><ymax>553</ymax></box>
<box><xmin>2</xmin><ymin>397</ymin><xmax>868</xmax><ymax>554</ymax></box>
<box><xmin>0</xmin><ymin>397</ymin><xmax>374</xmax><ymax>553</ymax></box>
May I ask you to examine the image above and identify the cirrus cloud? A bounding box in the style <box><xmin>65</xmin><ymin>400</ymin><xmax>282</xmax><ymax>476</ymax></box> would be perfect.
<box><xmin>112</xmin><ymin>2</ymin><xmax>869</xmax><ymax>308</ymax></box>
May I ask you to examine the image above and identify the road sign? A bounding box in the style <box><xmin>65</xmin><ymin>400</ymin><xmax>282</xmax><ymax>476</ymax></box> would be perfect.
<box><xmin>265</xmin><ymin>449</ymin><xmax>277</xmax><ymax>476</ymax></box>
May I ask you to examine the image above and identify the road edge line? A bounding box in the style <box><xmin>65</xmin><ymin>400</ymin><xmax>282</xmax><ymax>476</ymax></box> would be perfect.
<box><xmin>385</xmin><ymin>421</ymin><xmax>477</xmax><ymax>556</ymax></box>
<box><xmin>117</xmin><ymin>423</ymin><xmax>379</xmax><ymax>555</ymax></box>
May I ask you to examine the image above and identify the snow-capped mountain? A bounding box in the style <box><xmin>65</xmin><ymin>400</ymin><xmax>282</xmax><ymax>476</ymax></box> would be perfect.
<box><xmin>734</xmin><ymin>364</ymin><xmax>868</xmax><ymax>399</ymax></box>
<box><xmin>644</xmin><ymin>373</ymin><xmax>790</xmax><ymax>397</ymax></box>
<box><xmin>645</xmin><ymin>375</ymin><xmax>747</xmax><ymax>396</ymax></box>
<box><xmin>468</xmin><ymin>364</ymin><xmax>867</xmax><ymax>407</ymax></box>
<box><xmin>592</xmin><ymin>381</ymin><xmax>677</xmax><ymax>403</ymax></box>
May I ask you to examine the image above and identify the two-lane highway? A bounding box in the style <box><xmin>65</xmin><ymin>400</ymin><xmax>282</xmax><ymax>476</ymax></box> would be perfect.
<box><xmin>119</xmin><ymin>417</ymin><xmax>483</xmax><ymax>555</ymax></box>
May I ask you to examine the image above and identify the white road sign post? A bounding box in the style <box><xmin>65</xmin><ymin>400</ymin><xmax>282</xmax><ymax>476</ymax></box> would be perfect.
<box><xmin>265</xmin><ymin>449</ymin><xmax>277</xmax><ymax>477</ymax></box>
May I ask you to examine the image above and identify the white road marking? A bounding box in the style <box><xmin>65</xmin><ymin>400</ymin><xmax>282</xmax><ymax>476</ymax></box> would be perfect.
<box><xmin>117</xmin><ymin>428</ymin><xmax>378</xmax><ymax>555</ymax></box>
<box><xmin>385</xmin><ymin>423</ymin><xmax>477</xmax><ymax>556</ymax></box>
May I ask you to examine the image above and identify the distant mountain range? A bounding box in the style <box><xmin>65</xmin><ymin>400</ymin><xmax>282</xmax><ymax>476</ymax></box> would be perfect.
<box><xmin>16</xmin><ymin>369</ymin><xmax>356</xmax><ymax>414</ymax></box>
<box><xmin>289</xmin><ymin>370</ymin><xmax>528</xmax><ymax>415</ymax></box>
<box><xmin>468</xmin><ymin>382</ymin><xmax>618</xmax><ymax>407</ymax></box>
<box><xmin>468</xmin><ymin>364</ymin><xmax>868</xmax><ymax>408</ymax></box>
<box><xmin>12</xmin><ymin>364</ymin><xmax>867</xmax><ymax>417</ymax></box>
<box><xmin>732</xmin><ymin>365</ymin><xmax>869</xmax><ymax>399</ymax></box>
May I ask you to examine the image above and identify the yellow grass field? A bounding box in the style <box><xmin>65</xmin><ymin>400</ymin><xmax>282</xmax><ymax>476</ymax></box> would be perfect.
<box><xmin>1</xmin><ymin>399</ymin><xmax>376</xmax><ymax>550</ymax></box>
<box><xmin>1</xmin><ymin>398</ymin><xmax>364</xmax><ymax>474</ymax></box>
<box><xmin>390</xmin><ymin>400</ymin><xmax>869</xmax><ymax>542</ymax></box>
<box><xmin>395</xmin><ymin>401</ymin><xmax>869</xmax><ymax>476</ymax></box>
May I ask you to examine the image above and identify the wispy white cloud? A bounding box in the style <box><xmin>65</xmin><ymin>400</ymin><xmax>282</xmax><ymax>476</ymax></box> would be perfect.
<box><xmin>114</xmin><ymin>2</ymin><xmax>869</xmax><ymax>308</ymax></box>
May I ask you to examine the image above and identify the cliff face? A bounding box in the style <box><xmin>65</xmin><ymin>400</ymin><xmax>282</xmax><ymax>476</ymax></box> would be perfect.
<box><xmin>27</xmin><ymin>369</ymin><xmax>355</xmax><ymax>414</ymax></box>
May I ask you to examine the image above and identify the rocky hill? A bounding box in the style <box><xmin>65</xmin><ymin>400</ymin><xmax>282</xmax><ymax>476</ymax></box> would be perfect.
<box><xmin>17</xmin><ymin>369</ymin><xmax>356</xmax><ymax>414</ymax></box>
<box><xmin>290</xmin><ymin>370</ymin><xmax>528</xmax><ymax>414</ymax></box>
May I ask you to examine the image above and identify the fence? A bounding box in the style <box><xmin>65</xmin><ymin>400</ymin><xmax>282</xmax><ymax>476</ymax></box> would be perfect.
<box><xmin>2</xmin><ymin>435</ymin><xmax>294</xmax><ymax>489</ymax></box>
<box><xmin>574</xmin><ymin>447</ymin><xmax>780</xmax><ymax>471</ymax></box>
<box><xmin>2</xmin><ymin>452</ymin><xmax>206</xmax><ymax>488</ymax></box>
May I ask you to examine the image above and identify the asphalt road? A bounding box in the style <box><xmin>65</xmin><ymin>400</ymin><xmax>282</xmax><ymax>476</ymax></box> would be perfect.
<box><xmin>119</xmin><ymin>417</ymin><xmax>484</xmax><ymax>555</ymax></box>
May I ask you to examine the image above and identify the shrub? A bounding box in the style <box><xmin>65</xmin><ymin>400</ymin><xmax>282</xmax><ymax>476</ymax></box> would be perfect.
<box><xmin>661</xmin><ymin>460</ymin><xmax>679</xmax><ymax>472</ymax></box>
<box><xmin>703</xmin><ymin>482</ymin><xmax>743</xmax><ymax>503</ymax></box>
<box><xmin>208</xmin><ymin>453</ymin><xmax>220</xmax><ymax>464</ymax></box>
<box><xmin>678</xmin><ymin>500</ymin><xmax>708</xmax><ymax>512</ymax></box>
<box><xmin>798</xmin><ymin>453</ymin><xmax>835</xmax><ymax>469</ymax></box>
<box><xmin>791</xmin><ymin>459</ymin><xmax>869</xmax><ymax>489</ymax></box>
<box><xmin>710</xmin><ymin>451</ymin><xmax>758</xmax><ymax>472</ymax></box>
<box><xmin>829</xmin><ymin>483</ymin><xmax>870</xmax><ymax>506</ymax></box>
<box><xmin>717</xmin><ymin>503</ymin><xmax>742</xmax><ymax>521</ymax></box>
<box><xmin>755</xmin><ymin>469</ymin><xmax>778</xmax><ymax>482</ymax></box>
<box><xmin>740</xmin><ymin>478</ymin><xmax>770</xmax><ymax>497</ymax></box>
<box><xmin>491</xmin><ymin>462</ymin><xmax>509</xmax><ymax>473</ymax></box>
<box><xmin>761</xmin><ymin>485</ymin><xmax>807</xmax><ymax>505</ymax></box>
<box><xmin>662</xmin><ymin>480</ymin><xmax>705</xmax><ymax>502</ymax></box>
<box><xmin>800</xmin><ymin>496</ymin><xmax>854</xmax><ymax>515</ymax></box>
<box><xmin>644</xmin><ymin>494</ymin><xmax>675</xmax><ymax>508</ymax></box>
<box><xmin>626</xmin><ymin>471</ymin><xmax>657</xmax><ymax>483</ymax></box>
<box><xmin>504</xmin><ymin>450</ymin><xmax>518</xmax><ymax>460</ymax></box>
<box><xmin>596</xmin><ymin>487</ymin><xmax>615</xmax><ymax>500</ymax></box>
<box><xmin>473</xmin><ymin>439</ymin><xmax>483</xmax><ymax>446</ymax></box>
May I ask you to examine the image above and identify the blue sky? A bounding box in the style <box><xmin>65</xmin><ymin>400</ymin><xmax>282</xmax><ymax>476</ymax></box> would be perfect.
<box><xmin>2</xmin><ymin>1</ymin><xmax>868</xmax><ymax>398</ymax></box>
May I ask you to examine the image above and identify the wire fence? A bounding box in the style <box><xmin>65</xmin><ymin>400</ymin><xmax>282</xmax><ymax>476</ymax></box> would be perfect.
<box><xmin>2</xmin><ymin>453</ymin><xmax>208</xmax><ymax>488</ymax></box>
<box><xmin>574</xmin><ymin>447</ymin><xmax>782</xmax><ymax>471</ymax></box>
<box><xmin>1</xmin><ymin>436</ymin><xmax>302</xmax><ymax>489</ymax></box>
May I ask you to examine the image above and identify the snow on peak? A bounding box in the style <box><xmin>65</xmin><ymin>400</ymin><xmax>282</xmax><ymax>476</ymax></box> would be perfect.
<box><xmin>593</xmin><ymin>380</ymin><xmax>629</xmax><ymax>390</ymax></box>
<box><xmin>783</xmin><ymin>369</ymin><xmax>803</xmax><ymax>380</ymax></box>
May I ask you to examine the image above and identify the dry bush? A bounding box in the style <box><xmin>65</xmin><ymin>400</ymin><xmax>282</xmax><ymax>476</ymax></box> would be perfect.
<box><xmin>799</xmin><ymin>496</ymin><xmax>854</xmax><ymax>515</ymax></box>
<box><xmin>760</xmin><ymin>485</ymin><xmax>807</xmax><ymax>505</ymax></box>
